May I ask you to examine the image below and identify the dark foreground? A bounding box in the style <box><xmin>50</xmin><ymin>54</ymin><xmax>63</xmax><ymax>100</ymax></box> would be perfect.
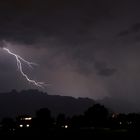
<box><xmin>0</xmin><ymin>128</ymin><xmax>139</xmax><ymax>139</ymax></box>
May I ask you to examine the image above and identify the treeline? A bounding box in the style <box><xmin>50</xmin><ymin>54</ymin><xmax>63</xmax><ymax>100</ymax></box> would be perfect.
<box><xmin>0</xmin><ymin>103</ymin><xmax>140</xmax><ymax>136</ymax></box>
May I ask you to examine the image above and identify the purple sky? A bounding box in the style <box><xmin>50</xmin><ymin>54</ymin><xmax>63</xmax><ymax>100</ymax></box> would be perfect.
<box><xmin>0</xmin><ymin>0</ymin><xmax>140</xmax><ymax>108</ymax></box>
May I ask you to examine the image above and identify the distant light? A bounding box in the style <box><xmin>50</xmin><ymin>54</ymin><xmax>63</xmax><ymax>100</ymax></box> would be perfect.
<box><xmin>24</xmin><ymin>117</ymin><xmax>32</xmax><ymax>120</ymax></box>
<box><xmin>128</xmin><ymin>121</ymin><xmax>132</xmax><ymax>125</ymax></box>
<box><xmin>26</xmin><ymin>124</ymin><xmax>30</xmax><ymax>127</ymax></box>
<box><xmin>112</xmin><ymin>113</ymin><xmax>119</xmax><ymax>118</ymax></box>
<box><xmin>112</xmin><ymin>114</ymin><xmax>116</xmax><ymax>118</ymax></box>
<box><xmin>119</xmin><ymin>122</ymin><xmax>122</xmax><ymax>125</ymax></box>
<box><xmin>19</xmin><ymin>124</ymin><xmax>23</xmax><ymax>128</ymax></box>
<box><xmin>65</xmin><ymin>125</ymin><xmax>68</xmax><ymax>129</ymax></box>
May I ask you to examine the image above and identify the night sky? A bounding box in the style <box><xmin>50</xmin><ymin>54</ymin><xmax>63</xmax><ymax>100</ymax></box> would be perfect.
<box><xmin>0</xmin><ymin>0</ymin><xmax>140</xmax><ymax>109</ymax></box>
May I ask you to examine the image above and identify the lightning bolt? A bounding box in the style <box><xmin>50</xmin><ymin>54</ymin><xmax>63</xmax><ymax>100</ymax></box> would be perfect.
<box><xmin>3</xmin><ymin>47</ymin><xmax>45</xmax><ymax>88</ymax></box>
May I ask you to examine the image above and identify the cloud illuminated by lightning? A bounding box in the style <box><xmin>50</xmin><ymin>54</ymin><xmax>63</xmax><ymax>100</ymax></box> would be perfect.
<box><xmin>3</xmin><ymin>47</ymin><xmax>45</xmax><ymax>88</ymax></box>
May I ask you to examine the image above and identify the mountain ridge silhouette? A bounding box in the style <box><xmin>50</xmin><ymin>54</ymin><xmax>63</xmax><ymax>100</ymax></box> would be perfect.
<box><xmin>0</xmin><ymin>89</ymin><xmax>94</xmax><ymax>119</ymax></box>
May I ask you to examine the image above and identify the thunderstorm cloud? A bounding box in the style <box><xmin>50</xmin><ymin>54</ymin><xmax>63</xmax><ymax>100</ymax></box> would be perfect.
<box><xmin>0</xmin><ymin>0</ymin><xmax>140</xmax><ymax>112</ymax></box>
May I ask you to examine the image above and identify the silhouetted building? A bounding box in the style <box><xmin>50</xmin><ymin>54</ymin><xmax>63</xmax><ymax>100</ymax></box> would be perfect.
<box><xmin>16</xmin><ymin>115</ymin><xmax>32</xmax><ymax>128</ymax></box>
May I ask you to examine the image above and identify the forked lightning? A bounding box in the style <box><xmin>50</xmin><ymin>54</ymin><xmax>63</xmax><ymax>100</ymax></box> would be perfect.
<box><xmin>3</xmin><ymin>47</ymin><xmax>45</xmax><ymax>88</ymax></box>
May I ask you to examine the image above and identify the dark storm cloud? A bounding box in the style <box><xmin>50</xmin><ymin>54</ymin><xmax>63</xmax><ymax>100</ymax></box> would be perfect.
<box><xmin>97</xmin><ymin>68</ymin><xmax>117</xmax><ymax>77</ymax></box>
<box><xmin>95</xmin><ymin>61</ymin><xmax>117</xmax><ymax>76</ymax></box>
<box><xmin>0</xmin><ymin>0</ymin><xmax>118</xmax><ymax>77</ymax></box>
<box><xmin>1</xmin><ymin>0</ymin><xmax>140</xmax><ymax>112</ymax></box>
<box><xmin>0</xmin><ymin>40</ymin><xmax>7</xmax><ymax>48</ymax></box>
<box><xmin>118</xmin><ymin>23</ymin><xmax>140</xmax><ymax>37</ymax></box>
<box><xmin>0</xmin><ymin>0</ymin><xmax>113</xmax><ymax>44</ymax></box>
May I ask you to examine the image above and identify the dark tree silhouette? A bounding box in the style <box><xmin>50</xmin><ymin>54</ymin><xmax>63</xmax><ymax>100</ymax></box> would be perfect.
<box><xmin>71</xmin><ymin>115</ymin><xmax>86</xmax><ymax>128</ymax></box>
<box><xmin>56</xmin><ymin>113</ymin><xmax>66</xmax><ymax>128</ymax></box>
<box><xmin>33</xmin><ymin>108</ymin><xmax>53</xmax><ymax>130</ymax></box>
<box><xmin>84</xmin><ymin>104</ymin><xmax>109</xmax><ymax>127</ymax></box>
